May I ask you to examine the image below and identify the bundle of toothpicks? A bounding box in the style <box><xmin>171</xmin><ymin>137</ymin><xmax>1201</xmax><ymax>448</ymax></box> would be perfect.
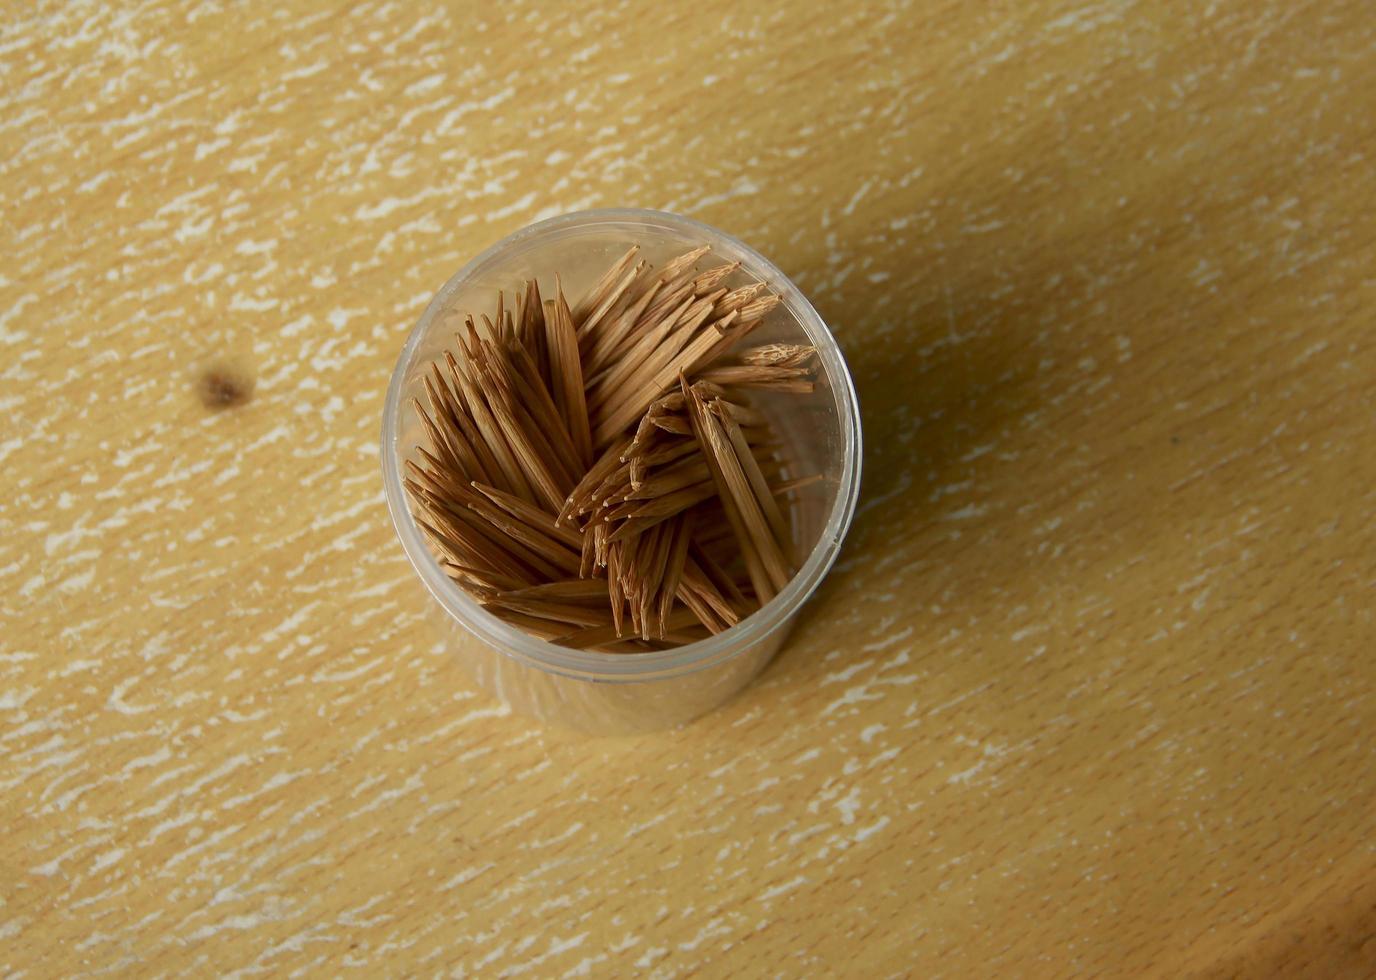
<box><xmin>404</xmin><ymin>244</ymin><xmax>822</xmax><ymax>652</ymax></box>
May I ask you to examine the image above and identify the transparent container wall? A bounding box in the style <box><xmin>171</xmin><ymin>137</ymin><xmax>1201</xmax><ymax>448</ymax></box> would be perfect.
<box><xmin>422</xmin><ymin>592</ymin><xmax>786</xmax><ymax>734</ymax></box>
<box><xmin>385</xmin><ymin>211</ymin><xmax>858</xmax><ymax>734</ymax></box>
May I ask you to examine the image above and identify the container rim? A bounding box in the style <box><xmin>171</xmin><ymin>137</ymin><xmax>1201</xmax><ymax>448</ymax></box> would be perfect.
<box><xmin>381</xmin><ymin>208</ymin><xmax>862</xmax><ymax>682</ymax></box>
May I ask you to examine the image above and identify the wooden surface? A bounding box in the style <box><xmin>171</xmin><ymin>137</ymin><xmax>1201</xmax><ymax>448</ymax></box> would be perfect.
<box><xmin>3</xmin><ymin>0</ymin><xmax>1374</xmax><ymax>975</ymax></box>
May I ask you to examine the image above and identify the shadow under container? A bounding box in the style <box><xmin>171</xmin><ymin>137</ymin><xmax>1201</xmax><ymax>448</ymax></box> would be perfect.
<box><xmin>381</xmin><ymin>209</ymin><xmax>862</xmax><ymax>734</ymax></box>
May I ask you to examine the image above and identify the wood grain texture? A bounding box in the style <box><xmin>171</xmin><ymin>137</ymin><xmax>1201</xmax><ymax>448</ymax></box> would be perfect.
<box><xmin>2</xmin><ymin>0</ymin><xmax>1374</xmax><ymax>975</ymax></box>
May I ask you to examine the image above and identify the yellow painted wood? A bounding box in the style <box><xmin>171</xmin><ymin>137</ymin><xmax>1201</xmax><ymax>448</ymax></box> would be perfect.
<box><xmin>3</xmin><ymin>1</ymin><xmax>1374</xmax><ymax>975</ymax></box>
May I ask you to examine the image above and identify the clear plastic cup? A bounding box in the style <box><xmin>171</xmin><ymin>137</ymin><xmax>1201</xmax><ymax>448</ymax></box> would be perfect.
<box><xmin>381</xmin><ymin>209</ymin><xmax>862</xmax><ymax>733</ymax></box>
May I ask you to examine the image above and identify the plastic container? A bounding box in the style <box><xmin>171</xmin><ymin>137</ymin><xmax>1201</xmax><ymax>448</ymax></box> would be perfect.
<box><xmin>381</xmin><ymin>208</ymin><xmax>861</xmax><ymax>733</ymax></box>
